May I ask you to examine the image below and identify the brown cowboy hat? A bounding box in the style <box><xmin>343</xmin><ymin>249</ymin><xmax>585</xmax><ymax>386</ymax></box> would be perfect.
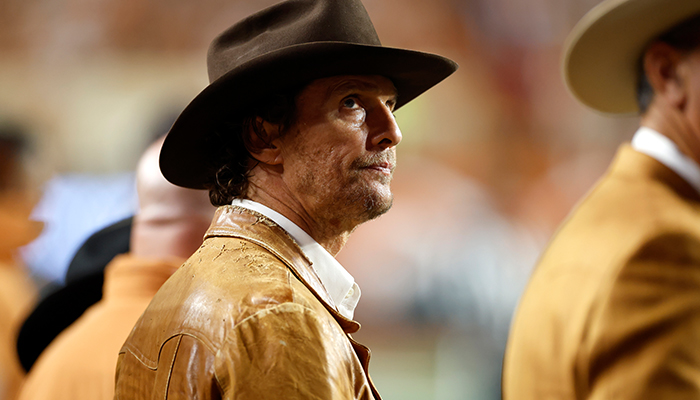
<box><xmin>159</xmin><ymin>0</ymin><xmax>458</xmax><ymax>189</ymax></box>
<box><xmin>563</xmin><ymin>0</ymin><xmax>700</xmax><ymax>114</ymax></box>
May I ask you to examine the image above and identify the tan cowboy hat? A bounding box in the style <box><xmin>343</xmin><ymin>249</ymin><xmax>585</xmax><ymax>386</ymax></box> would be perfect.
<box><xmin>563</xmin><ymin>0</ymin><xmax>700</xmax><ymax>114</ymax></box>
<box><xmin>160</xmin><ymin>0</ymin><xmax>458</xmax><ymax>190</ymax></box>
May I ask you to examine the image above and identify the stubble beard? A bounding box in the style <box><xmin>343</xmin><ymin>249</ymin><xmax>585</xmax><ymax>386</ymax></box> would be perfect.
<box><xmin>299</xmin><ymin>153</ymin><xmax>395</xmax><ymax>232</ymax></box>
<box><xmin>346</xmin><ymin>164</ymin><xmax>394</xmax><ymax>222</ymax></box>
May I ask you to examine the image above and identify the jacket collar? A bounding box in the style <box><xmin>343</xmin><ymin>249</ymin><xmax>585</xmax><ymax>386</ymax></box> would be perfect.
<box><xmin>631</xmin><ymin>127</ymin><xmax>700</xmax><ymax>196</ymax></box>
<box><xmin>612</xmin><ymin>144</ymin><xmax>700</xmax><ymax>203</ymax></box>
<box><xmin>204</xmin><ymin>205</ymin><xmax>361</xmax><ymax>333</ymax></box>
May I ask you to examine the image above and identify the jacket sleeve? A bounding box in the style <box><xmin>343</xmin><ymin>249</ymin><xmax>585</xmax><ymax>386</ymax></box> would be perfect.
<box><xmin>584</xmin><ymin>233</ymin><xmax>700</xmax><ymax>399</ymax></box>
<box><xmin>214</xmin><ymin>302</ymin><xmax>363</xmax><ymax>400</ymax></box>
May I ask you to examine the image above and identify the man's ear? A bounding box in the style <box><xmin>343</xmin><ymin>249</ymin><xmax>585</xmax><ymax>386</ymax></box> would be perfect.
<box><xmin>644</xmin><ymin>42</ymin><xmax>688</xmax><ymax>110</ymax></box>
<box><xmin>246</xmin><ymin>117</ymin><xmax>283</xmax><ymax>165</ymax></box>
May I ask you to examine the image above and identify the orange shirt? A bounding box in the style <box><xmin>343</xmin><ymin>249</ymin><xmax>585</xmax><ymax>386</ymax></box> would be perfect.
<box><xmin>0</xmin><ymin>261</ymin><xmax>36</xmax><ymax>400</ymax></box>
<box><xmin>17</xmin><ymin>254</ymin><xmax>180</xmax><ymax>400</ymax></box>
<box><xmin>0</xmin><ymin>192</ymin><xmax>40</xmax><ymax>400</ymax></box>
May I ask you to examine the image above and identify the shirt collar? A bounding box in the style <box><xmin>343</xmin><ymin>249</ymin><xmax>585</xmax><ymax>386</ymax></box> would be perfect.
<box><xmin>631</xmin><ymin>127</ymin><xmax>700</xmax><ymax>196</ymax></box>
<box><xmin>230</xmin><ymin>199</ymin><xmax>360</xmax><ymax>319</ymax></box>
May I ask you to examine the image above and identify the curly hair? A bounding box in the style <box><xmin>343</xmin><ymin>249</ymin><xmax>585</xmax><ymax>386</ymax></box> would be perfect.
<box><xmin>204</xmin><ymin>92</ymin><xmax>299</xmax><ymax>206</ymax></box>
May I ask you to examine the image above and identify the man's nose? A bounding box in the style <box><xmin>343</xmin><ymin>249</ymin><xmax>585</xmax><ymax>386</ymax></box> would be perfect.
<box><xmin>368</xmin><ymin>106</ymin><xmax>402</xmax><ymax>149</ymax></box>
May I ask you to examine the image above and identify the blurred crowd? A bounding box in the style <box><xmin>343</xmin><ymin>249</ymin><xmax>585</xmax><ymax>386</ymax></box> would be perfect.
<box><xmin>0</xmin><ymin>0</ymin><xmax>640</xmax><ymax>399</ymax></box>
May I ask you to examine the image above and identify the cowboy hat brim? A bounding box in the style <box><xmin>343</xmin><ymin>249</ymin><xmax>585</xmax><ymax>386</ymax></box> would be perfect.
<box><xmin>160</xmin><ymin>41</ymin><xmax>458</xmax><ymax>189</ymax></box>
<box><xmin>563</xmin><ymin>0</ymin><xmax>700</xmax><ymax>114</ymax></box>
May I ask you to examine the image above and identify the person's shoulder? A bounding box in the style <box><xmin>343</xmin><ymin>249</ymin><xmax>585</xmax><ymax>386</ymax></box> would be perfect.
<box><xmin>545</xmin><ymin>164</ymin><xmax>700</xmax><ymax>257</ymax></box>
<box><xmin>526</xmin><ymin>165</ymin><xmax>700</xmax><ymax>305</ymax></box>
<box><xmin>132</xmin><ymin>235</ymin><xmax>303</xmax><ymax>346</ymax></box>
<box><xmin>184</xmin><ymin>235</ymin><xmax>296</xmax><ymax>297</ymax></box>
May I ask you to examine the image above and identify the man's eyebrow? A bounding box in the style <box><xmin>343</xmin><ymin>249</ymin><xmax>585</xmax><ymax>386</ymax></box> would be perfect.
<box><xmin>325</xmin><ymin>79</ymin><xmax>398</xmax><ymax>101</ymax></box>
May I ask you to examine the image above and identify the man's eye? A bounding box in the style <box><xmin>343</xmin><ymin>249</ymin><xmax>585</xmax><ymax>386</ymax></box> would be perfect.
<box><xmin>343</xmin><ymin>98</ymin><xmax>358</xmax><ymax>108</ymax></box>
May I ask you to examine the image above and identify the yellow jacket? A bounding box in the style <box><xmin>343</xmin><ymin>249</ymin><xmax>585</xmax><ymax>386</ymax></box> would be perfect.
<box><xmin>503</xmin><ymin>145</ymin><xmax>700</xmax><ymax>399</ymax></box>
<box><xmin>115</xmin><ymin>206</ymin><xmax>379</xmax><ymax>400</ymax></box>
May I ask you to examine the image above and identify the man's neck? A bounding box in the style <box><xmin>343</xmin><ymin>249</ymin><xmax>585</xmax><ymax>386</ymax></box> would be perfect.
<box><xmin>641</xmin><ymin>99</ymin><xmax>700</xmax><ymax>166</ymax></box>
<box><xmin>245</xmin><ymin>182</ymin><xmax>353</xmax><ymax>256</ymax></box>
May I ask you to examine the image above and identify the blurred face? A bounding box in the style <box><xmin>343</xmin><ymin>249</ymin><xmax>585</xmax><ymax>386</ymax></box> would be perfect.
<box><xmin>684</xmin><ymin>47</ymin><xmax>700</xmax><ymax>138</ymax></box>
<box><xmin>278</xmin><ymin>75</ymin><xmax>402</xmax><ymax>231</ymax></box>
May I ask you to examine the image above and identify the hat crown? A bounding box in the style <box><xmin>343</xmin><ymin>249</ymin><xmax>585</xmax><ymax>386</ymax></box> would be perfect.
<box><xmin>207</xmin><ymin>0</ymin><xmax>381</xmax><ymax>83</ymax></box>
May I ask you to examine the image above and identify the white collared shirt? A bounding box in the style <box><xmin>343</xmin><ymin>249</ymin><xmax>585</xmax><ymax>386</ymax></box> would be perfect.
<box><xmin>631</xmin><ymin>127</ymin><xmax>700</xmax><ymax>195</ymax></box>
<box><xmin>231</xmin><ymin>199</ymin><xmax>361</xmax><ymax>320</ymax></box>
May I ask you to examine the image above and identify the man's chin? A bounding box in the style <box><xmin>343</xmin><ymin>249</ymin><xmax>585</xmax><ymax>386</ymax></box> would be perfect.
<box><xmin>359</xmin><ymin>193</ymin><xmax>393</xmax><ymax>222</ymax></box>
<box><xmin>334</xmin><ymin>183</ymin><xmax>393</xmax><ymax>227</ymax></box>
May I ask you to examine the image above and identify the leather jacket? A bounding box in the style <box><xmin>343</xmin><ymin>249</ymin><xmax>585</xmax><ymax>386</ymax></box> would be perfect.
<box><xmin>115</xmin><ymin>205</ymin><xmax>380</xmax><ymax>400</ymax></box>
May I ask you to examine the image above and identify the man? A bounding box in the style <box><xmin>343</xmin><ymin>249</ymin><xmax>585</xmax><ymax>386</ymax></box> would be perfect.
<box><xmin>16</xmin><ymin>137</ymin><xmax>214</xmax><ymax>400</ymax></box>
<box><xmin>503</xmin><ymin>0</ymin><xmax>700</xmax><ymax>399</ymax></box>
<box><xmin>114</xmin><ymin>0</ymin><xmax>456</xmax><ymax>399</ymax></box>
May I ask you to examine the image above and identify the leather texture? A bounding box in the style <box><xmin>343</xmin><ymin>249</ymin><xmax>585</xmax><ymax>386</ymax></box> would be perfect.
<box><xmin>115</xmin><ymin>205</ymin><xmax>379</xmax><ymax>400</ymax></box>
<box><xmin>503</xmin><ymin>145</ymin><xmax>700</xmax><ymax>399</ymax></box>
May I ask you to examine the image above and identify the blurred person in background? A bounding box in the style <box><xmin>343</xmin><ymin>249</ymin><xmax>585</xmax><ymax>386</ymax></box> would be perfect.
<box><xmin>17</xmin><ymin>112</ymin><xmax>180</xmax><ymax>287</ymax></box>
<box><xmin>15</xmin><ymin>136</ymin><xmax>214</xmax><ymax>400</ymax></box>
<box><xmin>114</xmin><ymin>0</ymin><xmax>456</xmax><ymax>398</ymax></box>
<box><xmin>17</xmin><ymin>216</ymin><xmax>133</xmax><ymax>374</ymax></box>
<box><xmin>503</xmin><ymin>0</ymin><xmax>700</xmax><ymax>399</ymax></box>
<box><xmin>15</xmin><ymin>113</ymin><xmax>180</xmax><ymax>375</ymax></box>
<box><xmin>0</xmin><ymin>123</ymin><xmax>40</xmax><ymax>400</ymax></box>
<box><xmin>19</xmin><ymin>172</ymin><xmax>137</xmax><ymax>286</ymax></box>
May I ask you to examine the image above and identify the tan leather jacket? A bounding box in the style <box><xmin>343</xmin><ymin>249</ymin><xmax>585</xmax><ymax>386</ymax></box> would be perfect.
<box><xmin>115</xmin><ymin>206</ymin><xmax>379</xmax><ymax>400</ymax></box>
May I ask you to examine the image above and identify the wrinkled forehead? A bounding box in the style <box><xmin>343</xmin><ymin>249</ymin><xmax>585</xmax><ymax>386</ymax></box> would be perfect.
<box><xmin>302</xmin><ymin>75</ymin><xmax>398</xmax><ymax>103</ymax></box>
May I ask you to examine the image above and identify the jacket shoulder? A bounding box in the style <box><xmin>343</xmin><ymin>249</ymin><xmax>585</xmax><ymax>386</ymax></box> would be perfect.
<box><xmin>121</xmin><ymin>235</ymin><xmax>308</xmax><ymax>367</ymax></box>
<box><xmin>504</xmin><ymin>150</ymin><xmax>700</xmax><ymax>398</ymax></box>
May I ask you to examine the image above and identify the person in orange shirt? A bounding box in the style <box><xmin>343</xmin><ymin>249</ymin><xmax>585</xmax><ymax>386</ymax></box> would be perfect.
<box><xmin>15</xmin><ymin>136</ymin><xmax>215</xmax><ymax>400</ymax></box>
<box><xmin>0</xmin><ymin>201</ymin><xmax>40</xmax><ymax>400</ymax></box>
<box><xmin>16</xmin><ymin>216</ymin><xmax>133</xmax><ymax>373</ymax></box>
<box><xmin>0</xmin><ymin>124</ymin><xmax>41</xmax><ymax>400</ymax></box>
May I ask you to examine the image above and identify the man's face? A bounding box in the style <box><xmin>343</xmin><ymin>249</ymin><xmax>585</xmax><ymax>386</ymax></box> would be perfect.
<box><xmin>278</xmin><ymin>75</ymin><xmax>401</xmax><ymax>231</ymax></box>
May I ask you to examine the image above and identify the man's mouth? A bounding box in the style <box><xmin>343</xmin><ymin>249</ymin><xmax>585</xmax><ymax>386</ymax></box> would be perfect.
<box><xmin>354</xmin><ymin>152</ymin><xmax>396</xmax><ymax>176</ymax></box>
<box><xmin>362</xmin><ymin>162</ymin><xmax>393</xmax><ymax>175</ymax></box>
